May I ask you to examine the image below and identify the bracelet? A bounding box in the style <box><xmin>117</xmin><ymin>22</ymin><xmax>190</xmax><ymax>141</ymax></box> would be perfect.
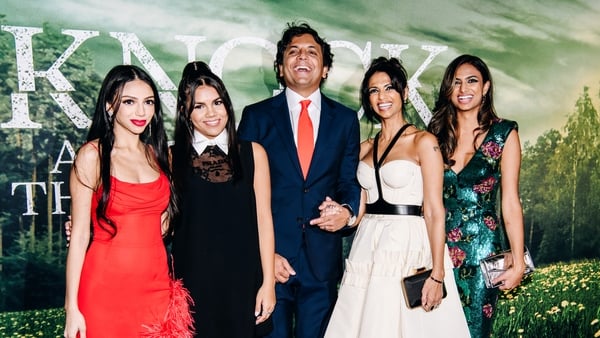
<box><xmin>429</xmin><ymin>275</ymin><xmax>443</xmax><ymax>284</ymax></box>
<box><xmin>340</xmin><ymin>204</ymin><xmax>357</xmax><ymax>226</ymax></box>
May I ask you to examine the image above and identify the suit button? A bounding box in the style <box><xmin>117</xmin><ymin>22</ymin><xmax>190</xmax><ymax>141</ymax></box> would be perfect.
<box><xmin>303</xmin><ymin>188</ymin><xmax>309</xmax><ymax>193</ymax></box>
<box><xmin>296</xmin><ymin>217</ymin><xmax>303</xmax><ymax>223</ymax></box>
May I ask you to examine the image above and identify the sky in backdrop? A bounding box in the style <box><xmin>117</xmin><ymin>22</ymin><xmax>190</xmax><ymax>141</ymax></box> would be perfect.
<box><xmin>3</xmin><ymin>0</ymin><xmax>600</xmax><ymax>143</ymax></box>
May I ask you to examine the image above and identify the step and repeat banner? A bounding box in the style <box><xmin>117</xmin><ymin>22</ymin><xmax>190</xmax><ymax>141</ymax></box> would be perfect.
<box><xmin>1</xmin><ymin>0</ymin><xmax>599</xmax><ymax>336</ymax></box>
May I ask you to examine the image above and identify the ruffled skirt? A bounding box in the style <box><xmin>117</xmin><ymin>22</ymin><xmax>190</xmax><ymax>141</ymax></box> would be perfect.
<box><xmin>325</xmin><ymin>214</ymin><xmax>470</xmax><ymax>338</ymax></box>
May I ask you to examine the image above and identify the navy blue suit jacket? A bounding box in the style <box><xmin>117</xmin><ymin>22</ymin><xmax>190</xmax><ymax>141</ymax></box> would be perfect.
<box><xmin>238</xmin><ymin>91</ymin><xmax>360</xmax><ymax>281</ymax></box>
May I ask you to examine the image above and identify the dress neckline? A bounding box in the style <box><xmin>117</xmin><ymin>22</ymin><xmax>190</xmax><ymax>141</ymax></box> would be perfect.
<box><xmin>110</xmin><ymin>173</ymin><xmax>162</xmax><ymax>185</ymax></box>
<box><xmin>448</xmin><ymin>122</ymin><xmax>496</xmax><ymax>176</ymax></box>
<box><xmin>359</xmin><ymin>159</ymin><xmax>419</xmax><ymax>170</ymax></box>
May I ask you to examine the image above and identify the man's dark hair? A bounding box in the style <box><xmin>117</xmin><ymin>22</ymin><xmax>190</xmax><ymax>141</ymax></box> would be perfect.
<box><xmin>274</xmin><ymin>22</ymin><xmax>334</xmax><ymax>87</ymax></box>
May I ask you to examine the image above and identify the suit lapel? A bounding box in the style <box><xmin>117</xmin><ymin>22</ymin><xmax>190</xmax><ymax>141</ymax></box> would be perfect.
<box><xmin>308</xmin><ymin>94</ymin><xmax>336</xmax><ymax>181</ymax></box>
<box><xmin>271</xmin><ymin>93</ymin><xmax>305</xmax><ymax>178</ymax></box>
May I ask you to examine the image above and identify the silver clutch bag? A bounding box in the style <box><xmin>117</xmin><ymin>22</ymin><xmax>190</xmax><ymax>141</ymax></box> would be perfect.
<box><xmin>479</xmin><ymin>247</ymin><xmax>535</xmax><ymax>288</ymax></box>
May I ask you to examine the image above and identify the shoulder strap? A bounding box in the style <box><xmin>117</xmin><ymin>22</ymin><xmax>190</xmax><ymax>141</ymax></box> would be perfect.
<box><xmin>84</xmin><ymin>141</ymin><xmax>99</xmax><ymax>151</ymax></box>
<box><xmin>372</xmin><ymin>123</ymin><xmax>413</xmax><ymax>169</ymax></box>
<box><xmin>371</xmin><ymin>124</ymin><xmax>413</xmax><ymax>200</ymax></box>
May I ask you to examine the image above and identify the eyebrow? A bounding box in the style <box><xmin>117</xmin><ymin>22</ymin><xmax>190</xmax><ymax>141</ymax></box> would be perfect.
<box><xmin>121</xmin><ymin>95</ymin><xmax>155</xmax><ymax>100</ymax></box>
<box><xmin>287</xmin><ymin>44</ymin><xmax>319</xmax><ymax>50</ymax></box>
<box><xmin>369</xmin><ymin>82</ymin><xmax>392</xmax><ymax>88</ymax></box>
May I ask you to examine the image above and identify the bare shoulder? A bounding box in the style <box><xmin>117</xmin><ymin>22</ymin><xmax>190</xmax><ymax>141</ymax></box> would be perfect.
<box><xmin>75</xmin><ymin>140</ymin><xmax>100</xmax><ymax>166</ymax></box>
<box><xmin>359</xmin><ymin>138</ymin><xmax>374</xmax><ymax>158</ymax></box>
<box><xmin>413</xmin><ymin>130</ymin><xmax>438</xmax><ymax>146</ymax></box>
<box><xmin>251</xmin><ymin>141</ymin><xmax>268</xmax><ymax>161</ymax></box>
<box><xmin>72</xmin><ymin>140</ymin><xmax>101</xmax><ymax>188</ymax></box>
<box><xmin>506</xmin><ymin>128</ymin><xmax>521</xmax><ymax>143</ymax></box>
<box><xmin>412</xmin><ymin>130</ymin><xmax>441</xmax><ymax>155</ymax></box>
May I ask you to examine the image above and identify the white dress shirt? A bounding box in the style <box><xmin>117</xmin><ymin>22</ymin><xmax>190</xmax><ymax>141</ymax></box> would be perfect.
<box><xmin>285</xmin><ymin>87</ymin><xmax>321</xmax><ymax>146</ymax></box>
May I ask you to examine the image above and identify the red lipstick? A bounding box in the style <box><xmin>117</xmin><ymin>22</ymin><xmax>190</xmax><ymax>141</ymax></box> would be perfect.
<box><xmin>131</xmin><ymin>119</ymin><xmax>146</xmax><ymax>127</ymax></box>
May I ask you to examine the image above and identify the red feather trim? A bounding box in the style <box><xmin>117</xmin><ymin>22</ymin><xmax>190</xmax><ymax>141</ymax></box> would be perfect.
<box><xmin>141</xmin><ymin>279</ymin><xmax>195</xmax><ymax>337</ymax></box>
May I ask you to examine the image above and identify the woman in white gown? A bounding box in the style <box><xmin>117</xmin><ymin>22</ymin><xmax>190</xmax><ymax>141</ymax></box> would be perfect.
<box><xmin>324</xmin><ymin>57</ymin><xmax>470</xmax><ymax>338</ymax></box>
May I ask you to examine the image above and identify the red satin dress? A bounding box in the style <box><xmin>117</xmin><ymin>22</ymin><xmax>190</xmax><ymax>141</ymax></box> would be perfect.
<box><xmin>78</xmin><ymin>173</ymin><xmax>193</xmax><ymax>337</ymax></box>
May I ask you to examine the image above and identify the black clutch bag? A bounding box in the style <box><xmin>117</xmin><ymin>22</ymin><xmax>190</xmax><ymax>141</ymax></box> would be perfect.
<box><xmin>401</xmin><ymin>269</ymin><xmax>447</xmax><ymax>309</ymax></box>
<box><xmin>479</xmin><ymin>247</ymin><xmax>535</xmax><ymax>288</ymax></box>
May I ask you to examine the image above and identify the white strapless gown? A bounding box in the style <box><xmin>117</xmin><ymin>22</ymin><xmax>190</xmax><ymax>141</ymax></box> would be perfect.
<box><xmin>325</xmin><ymin>160</ymin><xmax>470</xmax><ymax>338</ymax></box>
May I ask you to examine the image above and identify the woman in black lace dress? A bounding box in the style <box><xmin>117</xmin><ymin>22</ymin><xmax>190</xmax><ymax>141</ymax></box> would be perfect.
<box><xmin>170</xmin><ymin>61</ymin><xmax>275</xmax><ymax>338</ymax></box>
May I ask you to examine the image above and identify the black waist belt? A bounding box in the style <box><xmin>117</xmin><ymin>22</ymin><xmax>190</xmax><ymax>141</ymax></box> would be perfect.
<box><xmin>365</xmin><ymin>201</ymin><xmax>422</xmax><ymax>216</ymax></box>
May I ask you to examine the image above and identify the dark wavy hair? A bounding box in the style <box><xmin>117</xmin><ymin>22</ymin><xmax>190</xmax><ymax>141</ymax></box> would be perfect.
<box><xmin>81</xmin><ymin>64</ymin><xmax>175</xmax><ymax>238</ymax></box>
<box><xmin>274</xmin><ymin>22</ymin><xmax>333</xmax><ymax>88</ymax></box>
<box><xmin>171</xmin><ymin>61</ymin><xmax>242</xmax><ymax>197</ymax></box>
<box><xmin>427</xmin><ymin>54</ymin><xmax>498</xmax><ymax>166</ymax></box>
<box><xmin>361</xmin><ymin>56</ymin><xmax>409</xmax><ymax>126</ymax></box>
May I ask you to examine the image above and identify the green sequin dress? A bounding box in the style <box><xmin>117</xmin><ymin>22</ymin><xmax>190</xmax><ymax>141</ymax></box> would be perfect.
<box><xmin>443</xmin><ymin>119</ymin><xmax>517</xmax><ymax>338</ymax></box>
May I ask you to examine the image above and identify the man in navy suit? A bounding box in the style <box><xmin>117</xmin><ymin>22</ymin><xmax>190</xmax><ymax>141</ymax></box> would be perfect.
<box><xmin>238</xmin><ymin>22</ymin><xmax>361</xmax><ymax>338</ymax></box>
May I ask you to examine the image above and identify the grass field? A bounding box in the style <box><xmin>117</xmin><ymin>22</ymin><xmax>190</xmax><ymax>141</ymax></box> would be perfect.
<box><xmin>493</xmin><ymin>259</ymin><xmax>600</xmax><ymax>337</ymax></box>
<box><xmin>0</xmin><ymin>307</ymin><xmax>64</xmax><ymax>337</ymax></box>
<box><xmin>1</xmin><ymin>259</ymin><xmax>599</xmax><ymax>337</ymax></box>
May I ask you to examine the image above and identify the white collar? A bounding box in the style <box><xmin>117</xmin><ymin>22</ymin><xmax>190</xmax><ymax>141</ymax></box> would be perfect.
<box><xmin>192</xmin><ymin>129</ymin><xmax>229</xmax><ymax>155</ymax></box>
<box><xmin>285</xmin><ymin>88</ymin><xmax>321</xmax><ymax>113</ymax></box>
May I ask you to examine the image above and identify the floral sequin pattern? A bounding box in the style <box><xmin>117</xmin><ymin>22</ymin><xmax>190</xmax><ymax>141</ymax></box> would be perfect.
<box><xmin>482</xmin><ymin>303</ymin><xmax>494</xmax><ymax>318</ymax></box>
<box><xmin>449</xmin><ymin>246</ymin><xmax>467</xmax><ymax>267</ymax></box>
<box><xmin>447</xmin><ymin>228</ymin><xmax>463</xmax><ymax>242</ymax></box>
<box><xmin>483</xmin><ymin>216</ymin><xmax>497</xmax><ymax>231</ymax></box>
<box><xmin>442</xmin><ymin>119</ymin><xmax>518</xmax><ymax>337</ymax></box>
<box><xmin>481</xmin><ymin>141</ymin><xmax>502</xmax><ymax>160</ymax></box>
<box><xmin>473</xmin><ymin>177</ymin><xmax>496</xmax><ymax>194</ymax></box>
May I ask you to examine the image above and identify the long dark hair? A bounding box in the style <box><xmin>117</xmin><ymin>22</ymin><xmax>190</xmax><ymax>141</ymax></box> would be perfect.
<box><xmin>81</xmin><ymin>64</ymin><xmax>175</xmax><ymax>238</ymax></box>
<box><xmin>171</xmin><ymin>61</ymin><xmax>242</xmax><ymax>194</ymax></box>
<box><xmin>274</xmin><ymin>22</ymin><xmax>333</xmax><ymax>88</ymax></box>
<box><xmin>428</xmin><ymin>54</ymin><xmax>498</xmax><ymax>165</ymax></box>
<box><xmin>361</xmin><ymin>56</ymin><xmax>409</xmax><ymax>127</ymax></box>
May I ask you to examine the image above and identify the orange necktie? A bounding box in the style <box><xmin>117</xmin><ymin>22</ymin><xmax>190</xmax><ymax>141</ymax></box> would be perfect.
<box><xmin>297</xmin><ymin>99</ymin><xmax>313</xmax><ymax>178</ymax></box>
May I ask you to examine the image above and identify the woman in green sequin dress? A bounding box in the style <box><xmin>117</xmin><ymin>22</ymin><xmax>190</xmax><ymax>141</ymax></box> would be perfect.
<box><xmin>428</xmin><ymin>54</ymin><xmax>526</xmax><ymax>338</ymax></box>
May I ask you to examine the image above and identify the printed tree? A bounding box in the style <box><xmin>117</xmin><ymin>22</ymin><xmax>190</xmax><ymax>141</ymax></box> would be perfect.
<box><xmin>559</xmin><ymin>87</ymin><xmax>600</xmax><ymax>259</ymax></box>
<box><xmin>522</xmin><ymin>86</ymin><xmax>600</xmax><ymax>263</ymax></box>
<box><xmin>0</xmin><ymin>19</ymin><xmax>101</xmax><ymax>310</ymax></box>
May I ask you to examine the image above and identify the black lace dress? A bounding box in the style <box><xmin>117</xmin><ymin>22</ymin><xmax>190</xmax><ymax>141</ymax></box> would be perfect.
<box><xmin>172</xmin><ymin>141</ymin><xmax>269</xmax><ymax>337</ymax></box>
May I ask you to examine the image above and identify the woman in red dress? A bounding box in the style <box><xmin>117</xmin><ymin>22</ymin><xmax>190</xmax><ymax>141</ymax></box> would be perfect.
<box><xmin>64</xmin><ymin>65</ymin><xmax>194</xmax><ymax>338</ymax></box>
